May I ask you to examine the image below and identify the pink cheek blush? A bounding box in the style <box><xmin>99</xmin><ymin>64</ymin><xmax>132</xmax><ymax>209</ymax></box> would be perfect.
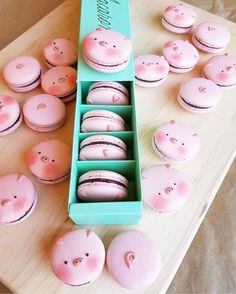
<box><xmin>155</xmin><ymin>65</ymin><xmax>166</xmax><ymax>74</ymax></box>
<box><xmin>27</xmin><ymin>150</ymin><xmax>38</xmax><ymax>166</ymax></box>
<box><xmin>174</xmin><ymin>14</ymin><xmax>185</xmax><ymax>22</ymax></box>
<box><xmin>0</xmin><ymin>113</ymin><xmax>10</xmax><ymax>124</ymax></box>
<box><xmin>177</xmin><ymin>181</ymin><xmax>189</xmax><ymax>195</ymax></box>
<box><xmin>54</xmin><ymin>265</ymin><xmax>72</xmax><ymax>284</ymax></box>
<box><xmin>152</xmin><ymin>196</ymin><xmax>168</xmax><ymax>212</ymax></box>
<box><xmin>13</xmin><ymin>197</ymin><xmax>28</xmax><ymax>213</ymax></box>
<box><xmin>105</xmin><ymin>48</ymin><xmax>122</xmax><ymax>58</ymax></box>
<box><xmin>165</xmin><ymin>6</ymin><xmax>173</xmax><ymax>12</ymax></box>
<box><xmin>86</xmin><ymin>257</ymin><xmax>98</xmax><ymax>271</ymax></box>
<box><xmin>47</xmin><ymin>85</ymin><xmax>62</xmax><ymax>96</ymax></box>
<box><xmin>135</xmin><ymin>64</ymin><xmax>146</xmax><ymax>74</ymax></box>
<box><xmin>216</xmin><ymin>72</ymin><xmax>229</xmax><ymax>82</ymax></box>
<box><xmin>164</xmin><ymin>41</ymin><xmax>173</xmax><ymax>49</ymax></box>
<box><xmin>42</xmin><ymin>163</ymin><xmax>61</xmax><ymax>179</ymax></box>
<box><xmin>170</xmin><ymin>53</ymin><xmax>182</xmax><ymax>62</ymax></box>
<box><xmin>156</xmin><ymin>131</ymin><xmax>166</xmax><ymax>143</ymax></box>
<box><xmin>177</xmin><ymin>145</ymin><xmax>188</xmax><ymax>156</ymax></box>
<box><xmin>51</xmin><ymin>53</ymin><xmax>64</xmax><ymax>63</ymax></box>
<box><xmin>3</xmin><ymin>96</ymin><xmax>16</xmax><ymax>105</ymax></box>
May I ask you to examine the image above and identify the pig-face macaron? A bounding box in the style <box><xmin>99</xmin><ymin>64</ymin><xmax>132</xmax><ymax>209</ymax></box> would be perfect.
<box><xmin>0</xmin><ymin>173</ymin><xmax>37</xmax><ymax>225</ymax></box>
<box><xmin>82</xmin><ymin>27</ymin><xmax>132</xmax><ymax>73</ymax></box>
<box><xmin>162</xmin><ymin>3</ymin><xmax>197</xmax><ymax>34</ymax></box>
<box><xmin>27</xmin><ymin>139</ymin><xmax>71</xmax><ymax>184</ymax></box>
<box><xmin>162</xmin><ymin>40</ymin><xmax>199</xmax><ymax>73</ymax></box>
<box><xmin>134</xmin><ymin>55</ymin><xmax>169</xmax><ymax>87</ymax></box>
<box><xmin>41</xmin><ymin>66</ymin><xmax>77</xmax><ymax>102</ymax></box>
<box><xmin>43</xmin><ymin>38</ymin><xmax>77</xmax><ymax>68</ymax></box>
<box><xmin>51</xmin><ymin>229</ymin><xmax>105</xmax><ymax>286</ymax></box>
<box><xmin>142</xmin><ymin>164</ymin><xmax>189</xmax><ymax>213</ymax></box>
<box><xmin>152</xmin><ymin>120</ymin><xmax>200</xmax><ymax>162</ymax></box>
<box><xmin>203</xmin><ymin>54</ymin><xmax>236</xmax><ymax>89</ymax></box>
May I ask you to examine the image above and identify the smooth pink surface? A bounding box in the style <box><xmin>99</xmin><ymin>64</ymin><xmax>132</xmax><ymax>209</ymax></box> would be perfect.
<box><xmin>87</xmin><ymin>81</ymin><xmax>129</xmax><ymax>105</ymax></box>
<box><xmin>0</xmin><ymin>95</ymin><xmax>22</xmax><ymax>136</ymax></box>
<box><xmin>162</xmin><ymin>4</ymin><xmax>196</xmax><ymax>33</ymax></box>
<box><xmin>192</xmin><ymin>22</ymin><xmax>230</xmax><ymax>53</ymax></box>
<box><xmin>0</xmin><ymin>173</ymin><xmax>37</xmax><ymax>224</ymax></box>
<box><xmin>82</xmin><ymin>27</ymin><xmax>132</xmax><ymax>73</ymax></box>
<box><xmin>178</xmin><ymin>77</ymin><xmax>221</xmax><ymax>113</ymax></box>
<box><xmin>79</xmin><ymin>135</ymin><xmax>127</xmax><ymax>160</ymax></box>
<box><xmin>203</xmin><ymin>54</ymin><xmax>236</xmax><ymax>89</ymax></box>
<box><xmin>134</xmin><ymin>55</ymin><xmax>169</xmax><ymax>87</ymax></box>
<box><xmin>41</xmin><ymin>66</ymin><xmax>77</xmax><ymax>102</ymax></box>
<box><xmin>81</xmin><ymin>109</ymin><xmax>125</xmax><ymax>132</ymax></box>
<box><xmin>162</xmin><ymin>40</ymin><xmax>199</xmax><ymax>73</ymax></box>
<box><xmin>107</xmin><ymin>230</ymin><xmax>161</xmax><ymax>290</ymax></box>
<box><xmin>27</xmin><ymin>139</ymin><xmax>71</xmax><ymax>184</ymax></box>
<box><xmin>43</xmin><ymin>38</ymin><xmax>77</xmax><ymax>68</ymax></box>
<box><xmin>142</xmin><ymin>164</ymin><xmax>189</xmax><ymax>213</ymax></box>
<box><xmin>152</xmin><ymin>120</ymin><xmax>200</xmax><ymax>162</ymax></box>
<box><xmin>77</xmin><ymin>170</ymin><xmax>128</xmax><ymax>201</ymax></box>
<box><xmin>23</xmin><ymin>94</ymin><xmax>66</xmax><ymax>132</ymax></box>
<box><xmin>51</xmin><ymin>229</ymin><xmax>105</xmax><ymax>286</ymax></box>
<box><xmin>3</xmin><ymin>56</ymin><xmax>41</xmax><ymax>91</ymax></box>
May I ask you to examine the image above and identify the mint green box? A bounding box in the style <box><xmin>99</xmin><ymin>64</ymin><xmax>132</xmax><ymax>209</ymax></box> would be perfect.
<box><xmin>68</xmin><ymin>0</ymin><xmax>142</xmax><ymax>224</ymax></box>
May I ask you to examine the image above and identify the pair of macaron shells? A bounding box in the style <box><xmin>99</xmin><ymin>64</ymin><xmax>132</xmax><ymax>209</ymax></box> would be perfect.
<box><xmin>51</xmin><ymin>229</ymin><xmax>161</xmax><ymax>290</ymax></box>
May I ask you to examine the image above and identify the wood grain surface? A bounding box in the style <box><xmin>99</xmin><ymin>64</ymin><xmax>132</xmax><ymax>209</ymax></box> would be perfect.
<box><xmin>0</xmin><ymin>0</ymin><xmax>235</xmax><ymax>293</ymax></box>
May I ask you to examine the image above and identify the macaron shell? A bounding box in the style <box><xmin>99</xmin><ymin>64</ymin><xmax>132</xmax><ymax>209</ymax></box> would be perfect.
<box><xmin>106</xmin><ymin>230</ymin><xmax>161</xmax><ymax>290</ymax></box>
<box><xmin>51</xmin><ymin>229</ymin><xmax>105</xmax><ymax>286</ymax></box>
<box><xmin>0</xmin><ymin>173</ymin><xmax>37</xmax><ymax>225</ymax></box>
<box><xmin>152</xmin><ymin>120</ymin><xmax>200</xmax><ymax>162</ymax></box>
<box><xmin>27</xmin><ymin>139</ymin><xmax>71</xmax><ymax>184</ymax></box>
<box><xmin>142</xmin><ymin>164</ymin><xmax>189</xmax><ymax>213</ymax></box>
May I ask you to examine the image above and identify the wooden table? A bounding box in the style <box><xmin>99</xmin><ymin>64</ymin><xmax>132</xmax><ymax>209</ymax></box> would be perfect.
<box><xmin>0</xmin><ymin>0</ymin><xmax>235</xmax><ymax>293</ymax></box>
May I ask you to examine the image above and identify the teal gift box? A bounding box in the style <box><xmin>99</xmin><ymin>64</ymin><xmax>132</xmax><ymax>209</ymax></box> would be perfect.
<box><xmin>68</xmin><ymin>0</ymin><xmax>142</xmax><ymax>224</ymax></box>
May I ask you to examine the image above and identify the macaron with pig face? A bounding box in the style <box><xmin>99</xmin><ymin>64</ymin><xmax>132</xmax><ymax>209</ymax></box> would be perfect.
<box><xmin>134</xmin><ymin>55</ymin><xmax>169</xmax><ymax>87</ymax></box>
<box><xmin>0</xmin><ymin>173</ymin><xmax>37</xmax><ymax>225</ymax></box>
<box><xmin>142</xmin><ymin>164</ymin><xmax>189</xmax><ymax>213</ymax></box>
<box><xmin>162</xmin><ymin>3</ymin><xmax>197</xmax><ymax>34</ymax></box>
<box><xmin>162</xmin><ymin>40</ymin><xmax>199</xmax><ymax>73</ymax></box>
<box><xmin>51</xmin><ymin>229</ymin><xmax>105</xmax><ymax>287</ymax></box>
<box><xmin>152</xmin><ymin>120</ymin><xmax>200</xmax><ymax>162</ymax></box>
<box><xmin>82</xmin><ymin>27</ymin><xmax>132</xmax><ymax>73</ymax></box>
<box><xmin>203</xmin><ymin>54</ymin><xmax>236</xmax><ymax>89</ymax></box>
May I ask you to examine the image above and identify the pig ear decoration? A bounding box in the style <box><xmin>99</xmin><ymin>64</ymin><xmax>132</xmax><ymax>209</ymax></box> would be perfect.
<box><xmin>224</xmin><ymin>52</ymin><xmax>229</xmax><ymax>56</ymax></box>
<box><xmin>165</xmin><ymin>164</ymin><xmax>172</xmax><ymax>170</ymax></box>
<box><xmin>87</xmin><ymin>230</ymin><xmax>93</xmax><ymax>237</ymax></box>
<box><xmin>16</xmin><ymin>174</ymin><xmax>25</xmax><ymax>182</ymax></box>
<box><xmin>96</xmin><ymin>27</ymin><xmax>103</xmax><ymax>31</ymax></box>
<box><xmin>56</xmin><ymin>238</ymin><xmax>64</xmax><ymax>246</ymax></box>
<box><xmin>185</xmin><ymin>40</ymin><xmax>189</xmax><ymax>43</ymax></box>
<box><xmin>170</xmin><ymin>120</ymin><xmax>176</xmax><ymax>125</ymax></box>
<box><xmin>205</xmin><ymin>63</ymin><xmax>213</xmax><ymax>68</ymax></box>
<box><xmin>192</xmin><ymin>133</ymin><xmax>198</xmax><ymax>137</ymax></box>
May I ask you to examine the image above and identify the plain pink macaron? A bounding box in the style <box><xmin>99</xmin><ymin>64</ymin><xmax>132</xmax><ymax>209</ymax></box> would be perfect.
<box><xmin>162</xmin><ymin>40</ymin><xmax>199</xmax><ymax>73</ymax></box>
<box><xmin>23</xmin><ymin>94</ymin><xmax>66</xmax><ymax>132</ymax></box>
<box><xmin>178</xmin><ymin>77</ymin><xmax>221</xmax><ymax>113</ymax></box>
<box><xmin>0</xmin><ymin>95</ymin><xmax>22</xmax><ymax>136</ymax></box>
<box><xmin>203</xmin><ymin>54</ymin><xmax>236</xmax><ymax>89</ymax></box>
<box><xmin>86</xmin><ymin>81</ymin><xmax>129</xmax><ymax>105</ymax></box>
<box><xmin>192</xmin><ymin>22</ymin><xmax>231</xmax><ymax>53</ymax></box>
<box><xmin>82</xmin><ymin>27</ymin><xmax>132</xmax><ymax>73</ymax></box>
<box><xmin>142</xmin><ymin>164</ymin><xmax>189</xmax><ymax>213</ymax></box>
<box><xmin>51</xmin><ymin>229</ymin><xmax>105</xmax><ymax>287</ymax></box>
<box><xmin>27</xmin><ymin>139</ymin><xmax>71</xmax><ymax>184</ymax></box>
<box><xmin>162</xmin><ymin>3</ymin><xmax>197</xmax><ymax>34</ymax></box>
<box><xmin>134</xmin><ymin>54</ymin><xmax>169</xmax><ymax>87</ymax></box>
<box><xmin>152</xmin><ymin>120</ymin><xmax>200</xmax><ymax>162</ymax></box>
<box><xmin>79</xmin><ymin>135</ymin><xmax>127</xmax><ymax>160</ymax></box>
<box><xmin>77</xmin><ymin>170</ymin><xmax>128</xmax><ymax>201</ymax></box>
<box><xmin>43</xmin><ymin>38</ymin><xmax>77</xmax><ymax>68</ymax></box>
<box><xmin>41</xmin><ymin>66</ymin><xmax>77</xmax><ymax>102</ymax></box>
<box><xmin>0</xmin><ymin>173</ymin><xmax>37</xmax><ymax>225</ymax></box>
<box><xmin>3</xmin><ymin>56</ymin><xmax>41</xmax><ymax>92</ymax></box>
<box><xmin>81</xmin><ymin>109</ymin><xmax>125</xmax><ymax>132</ymax></box>
<box><xmin>107</xmin><ymin>230</ymin><xmax>161</xmax><ymax>290</ymax></box>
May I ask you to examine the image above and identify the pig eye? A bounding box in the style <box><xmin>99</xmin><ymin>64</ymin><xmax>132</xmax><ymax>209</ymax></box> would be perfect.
<box><xmin>142</xmin><ymin>62</ymin><xmax>145</xmax><ymax>64</ymax></box>
<box><xmin>65</xmin><ymin>75</ymin><xmax>68</xmax><ymax>78</ymax></box>
<box><xmin>181</xmin><ymin>13</ymin><xmax>184</xmax><ymax>15</ymax></box>
<box><xmin>113</xmin><ymin>45</ymin><xmax>116</xmax><ymax>48</ymax></box>
<box><xmin>221</xmin><ymin>70</ymin><xmax>224</xmax><ymax>72</ymax></box>
<box><xmin>85</xmin><ymin>253</ymin><xmax>89</xmax><ymax>257</ymax></box>
<box><xmin>180</xmin><ymin>52</ymin><xmax>183</xmax><ymax>55</ymax></box>
<box><xmin>14</xmin><ymin>195</ymin><xmax>17</xmax><ymax>199</ymax></box>
<box><xmin>60</xmin><ymin>51</ymin><xmax>63</xmax><ymax>54</ymax></box>
<box><xmin>174</xmin><ymin>183</ymin><xmax>176</xmax><ymax>186</ymax></box>
<box><xmin>52</xmin><ymin>159</ymin><xmax>55</xmax><ymax>162</ymax></box>
<box><xmin>53</xmin><ymin>42</ymin><xmax>56</xmax><ymax>45</ymax></box>
<box><xmin>156</xmin><ymin>62</ymin><xmax>159</xmax><ymax>64</ymax></box>
<box><xmin>64</xmin><ymin>261</ymin><xmax>68</xmax><ymax>265</ymax></box>
<box><xmin>166</xmin><ymin>133</ymin><xmax>169</xmax><ymax>136</ymax></box>
<box><xmin>94</xmin><ymin>38</ymin><xmax>97</xmax><ymax>41</ymax></box>
<box><xmin>158</xmin><ymin>192</ymin><xmax>161</xmax><ymax>195</ymax></box>
<box><xmin>53</xmin><ymin>82</ymin><xmax>55</xmax><ymax>85</ymax></box>
<box><xmin>38</xmin><ymin>151</ymin><xmax>41</xmax><ymax>154</ymax></box>
<box><xmin>182</xmin><ymin>143</ymin><xmax>185</xmax><ymax>145</ymax></box>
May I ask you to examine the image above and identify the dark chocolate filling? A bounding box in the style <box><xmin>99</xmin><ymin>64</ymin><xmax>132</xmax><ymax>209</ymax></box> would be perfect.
<box><xmin>203</xmin><ymin>72</ymin><xmax>236</xmax><ymax>88</ymax></box>
<box><xmin>82</xmin><ymin>115</ymin><xmax>121</xmax><ymax>123</ymax></box>
<box><xmin>169</xmin><ymin>63</ymin><xmax>193</xmax><ymax>70</ymax></box>
<box><xmin>0</xmin><ymin>113</ymin><xmax>21</xmax><ymax>133</ymax></box>
<box><xmin>18</xmin><ymin>70</ymin><xmax>41</xmax><ymax>88</ymax></box>
<box><xmin>163</xmin><ymin>17</ymin><xmax>193</xmax><ymax>29</ymax></box>
<box><xmin>79</xmin><ymin>178</ymin><xmax>127</xmax><ymax>188</ymax></box>
<box><xmin>66</xmin><ymin>281</ymin><xmax>91</xmax><ymax>287</ymax></box>
<box><xmin>86</xmin><ymin>55</ymin><xmax>128</xmax><ymax>68</ymax></box>
<box><xmin>45</xmin><ymin>59</ymin><xmax>77</xmax><ymax>68</ymax></box>
<box><xmin>59</xmin><ymin>88</ymin><xmax>77</xmax><ymax>99</ymax></box>
<box><xmin>7</xmin><ymin>200</ymin><xmax>35</xmax><ymax>224</ymax></box>
<box><xmin>38</xmin><ymin>172</ymin><xmax>70</xmax><ymax>183</ymax></box>
<box><xmin>80</xmin><ymin>141</ymin><xmax>125</xmax><ymax>151</ymax></box>
<box><xmin>180</xmin><ymin>95</ymin><xmax>211</xmax><ymax>109</ymax></box>
<box><xmin>90</xmin><ymin>85</ymin><xmax>128</xmax><ymax>97</ymax></box>
<box><xmin>135</xmin><ymin>76</ymin><xmax>165</xmax><ymax>83</ymax></box>
<box><xmin>193</xmin><ymin>35</ymin><xmax>223</xmax><ymax>50</ymax></box>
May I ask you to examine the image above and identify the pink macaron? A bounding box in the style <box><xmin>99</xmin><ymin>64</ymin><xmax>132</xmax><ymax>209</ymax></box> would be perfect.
<box><xmin>162</xmin><ymin>3</ymin><xmax>197</xmax><ymax>34</ymax></box>
<box><xmin>51</xmin><ymin>229</ymin><xmax>105</xmax><ymax>287</ymax></box>
<box><xmin>152</xmin><ymin>120</ymin><xmax>200</xmax><ymax>162</ymax></box>
<box><xmin>41</xmin><ymin>66</ymin><xmax>77</xmax><ymax>102</ymax></box>
<box><xmin>86</xmin><ymin>81</ymin><xmax>129</xmax><ymax>105</ymax></box>
<box><xmin>81</xmin><ymin>109</ymin><xmax>125</xmax><ymax>132</ymax></box>
<box><xmin>0</xmin><ymin>173</ymin><xmax>37</xmax><ymax>225</ymax></box>
<box><xmin>162</xmin><ymin>40</ymin><xmax>199</xmax><ymax>73</ymax></box>
<box><xmin>0</xmin><ymin>95</ymin><xmax>22</xmax><ymax>136</ymax></box>
<box><xmin>3</xmin><ymin>56</ymin><xmax>41</xmax><ymax>92</ymax></box>
<box><xmin>77</xmin><ymin>170</ymin><xmax>128</xmax><ymax>201</ymax></box>
<box><xmin>82</xmin><ymin>27</ymin><xmax>132</xmax><ymax>73</ymax></box>
<box><xmin>79</xmin><ymin>135</ymin><xmax>127</xmax><ymax>160</ymax></box>
<box><xmin>27</xmin><ymin>139</ymin><xmax>71</xmax><ymax>184</ymax></box>
<box><xmin>43</xmin><ymin>38</ymin><xmax>77</xmax><ymax>68</ymax></box>
<box><xmin>192</xmin><ymin>22</ymin><xmax>231</xmax><ymax>53</ymax></box>
<box><xmin>134</xmin><ymin>54</ymin><xmax>169</xmax><ymax>87</ymax></box>
<box><xmin>203</xmin><ymin>54</ymin><xmax>236</xmax><ymax>89</ymax></box>
<box><xmin>178</xmin><ymin>77</ymin><xmax>221</xmax><ymax>113</ymax></box>
<box><xmin>142</xmin><ymin>164</ymin><xmax>189</xmax><ymax>213</ymax></box>
<box><xmin>107</xmin><ymin>230</ymin><xmax>161</xmax><ymax>290</ymax></box>
<box><xmin>23</xmin><ymin>94</ymin><xmax>66</xmax><ymax>132</ymax></box>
